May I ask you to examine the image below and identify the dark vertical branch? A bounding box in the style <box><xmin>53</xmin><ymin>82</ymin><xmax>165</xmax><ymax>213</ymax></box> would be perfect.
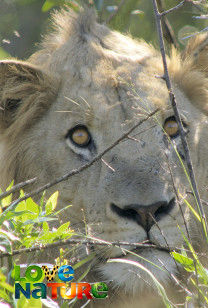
<box><xmin>152</xmin><ymin>0</ymin><xmax>208</xmax><ymax>235</ymax></box>
<box><xmin>156</xmin><ymin>0</ymin><xmax>179</xmax><ymax>48</ymax></box>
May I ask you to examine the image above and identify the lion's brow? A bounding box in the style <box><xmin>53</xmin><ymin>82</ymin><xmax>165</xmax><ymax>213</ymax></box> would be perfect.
<box><xmin>55</xmin><ymin>95</ymin><xmax>96</xmax><ymax>124</ymax></box>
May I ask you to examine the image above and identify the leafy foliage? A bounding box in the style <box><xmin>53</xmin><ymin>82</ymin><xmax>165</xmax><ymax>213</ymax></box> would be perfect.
<box><xmin>0</xmin><ymin>184</ymin><xmax>75</xmax><ymax>307</ymax></box>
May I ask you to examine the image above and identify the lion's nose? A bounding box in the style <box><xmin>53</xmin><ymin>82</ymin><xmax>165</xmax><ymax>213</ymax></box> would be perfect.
<box><xmin>111</xmin><ymin>199</ymin><xmax>175</xmax><ymax>233</ymax></box>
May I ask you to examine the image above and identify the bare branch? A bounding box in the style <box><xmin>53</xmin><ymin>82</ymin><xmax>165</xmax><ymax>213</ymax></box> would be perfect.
<box><xmin>0</xmin><ymin>237</ymin><xmax>174</xmax><ymax>259</ymax></box>
<box><xmin>152</xmin><ymin>0</ymin><xmax>208</xmax><ymax>233</ymax></box>
<box><xmin>3</xmin><ymin>109</ymin><xmax>158</xmax><ymax>214</ymax></box>
<box><xmin>160</xmin><ymin>0</ymin><xmax>186</xmax><ymax>17</ymax></box>
<box><xmin>0</xmin><ymin>178</ymin><xmax>37</xmax><ymax>202</ymax></box>
<box><xmin>187</xmin><ymin>191</ymin><xmax>208</xmax><ymax>207</ymax></box>
<box><xmin>1</xmin><ymin>235</ymin><xmax>207</xmax><ymax>259</ymax></box>
<box><xmin>164</xmin><ymin>152</ymin><xmax>190</xmax><ymax>240</ymax></box>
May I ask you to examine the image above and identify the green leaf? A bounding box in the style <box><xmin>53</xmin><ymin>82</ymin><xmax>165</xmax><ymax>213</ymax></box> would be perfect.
<box><xmin>56</xmin><ymin>222</ymin><xmax>70</xmax><ymax>234</ymax></box>
<box><xmin>0</xmin><ymin>289</ymin><xmax>11</xmax><ymax>302</ymax></box>
<box><xmin>23</xmin><ymin>216</ymin><xmax>57</xmax><ymax>225</ymax></box>
<box><xmin>14</xmin><ymin>195</ymin><xmax>40</xmax><ymax>223</ymax></box>
<box><xmin>73</xmin><ymin>253</ymin><xmax>95</xmax><ymax>270</ymax></box>
<box><xmin>42</xmin><ymin>0</ymin><xmax>63</xmax><ymax>12</ymax></box>
<box><xmin>0</xmin><ymin>234</ymin><xmax>12</xmax><ymax>253</ymax></box>
<box><xmin>45</xmin><ymin>191</ymin><xmax>59</xmax><ymax>215</ymax></box>
<box><xmin>42</xmin><ymin>0</ymin><xmax>56</xmax><ymax>12</ymax></box>
<box><xmin>191</xmin><ymin>278</ymin><xmax>208</xmax><ymax>304</ymax></box>
<box><xmin>179</xmin><ymin>194</ymin><xmax>201</xmax><ymax>222</ymax></box>
<box><xmin>26</xmin><ymin>198</ymin><xmax>39</xmax><ymax>215</ymax></box>
<box><xmin>43</xmin><ymin>221</ymin><xmax>49</xmax><ymax>232</ymax></box>
<box><xmin>186</xmin><ymin>296</ymin><xmax>192</xmax><ymax>302</ymax></box>
<box><xmin>0</xmin><ymin>210</ymin><xmax>33</xmax><ymax>225</ymax></box>
<box><xmin>1</xmin><ymin>181</ymin><xmax>14</xmax><ymax>208</ymax></box>
<box><xmin>0</xmin><ymin>281</ymin><xmax>14</xmax><ymax>293</ymax></box>
<box><xmin>51</xmin><ymin>204</ymin><xmax>72</xmax><ymax>216</ymax></box>
<box><xmin>171</xmin><ymin>252</ymin><xmax>195</xmax><ymax>272</ymax></box>
<box><xmin>39</xmin><ymin>190</ymin><xmax>46</xmax><ymax>214</ymax></box>
<box><xmin>17</xmin><ymin>293</ymin><xmax>42</xmax><ymax>308</ymax></box>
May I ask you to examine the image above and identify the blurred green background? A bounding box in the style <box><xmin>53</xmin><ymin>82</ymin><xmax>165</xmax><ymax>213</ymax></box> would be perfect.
<box><xmin>0</xmin><ymin>0</ymin><xmax>207</xmax><ymax>60</ymax></box>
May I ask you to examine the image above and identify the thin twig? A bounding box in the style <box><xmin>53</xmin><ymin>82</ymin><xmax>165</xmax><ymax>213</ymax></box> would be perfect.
<box><xmin>150</xmin><ymin>213</ymin><xmax>181</xmax><ymax>273</ymax></box>
<box><xmin>0</xmin><ymin>178</ymin><xmax>37</xmax><ymax>202</ymax></box>
<box><xmin>2</xmin><ymin>109</ymin><xmax>158</xmax><ymax>215</ymax></box>
<box><xmin>164</xmin><ymin>152</ymin><xmax>190</xmax><ymax>240</ymax></box>
<box><xmin>1</xmin><ymin>235</ymin><xmax>206</xmax><ymax>259</ymax></box>
<box><xmin>186</xmin><ymin>191</ymin><xmax>208</xmax><ymax>207</ymax></box>
<box><xmin>160</xmin><ymin>0</ymin><xmax>186</xmax><ymax>17</ymax></box>
<box><xmin>152</xmin><ymin>0</ymin><xmax>207</xmax><ymax>234</ymax></box>
<box><xmin>158</xmin><ymin>260</ymin><xmax>192</xmax><ymax>297</ymax></box>
<box><xmin>0</xmin><ymin>238</ymin><xmax>175</xmax><ymax>259</ymax></box>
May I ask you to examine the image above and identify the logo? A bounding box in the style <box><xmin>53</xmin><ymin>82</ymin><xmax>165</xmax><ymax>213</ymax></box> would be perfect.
<box><xmin>14</xmin><ymin>264</ymin><xmax>108</xmax><ymax>300</ymax></box>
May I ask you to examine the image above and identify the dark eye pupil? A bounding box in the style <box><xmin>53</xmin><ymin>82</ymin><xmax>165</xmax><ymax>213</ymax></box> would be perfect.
<box><xmin>164</xmin><ymin>116</ymin><xmax>179</xmax><ymax>138</ymax></box>
<box><xmin>72</xmin><ymin>129</ymin><xmax>89</xmax><ymax>145</ymax></box>
<box><xmin>66</xmin><ymin>125</ymin><xmax>91</xmax><ymax>147</ymax></box>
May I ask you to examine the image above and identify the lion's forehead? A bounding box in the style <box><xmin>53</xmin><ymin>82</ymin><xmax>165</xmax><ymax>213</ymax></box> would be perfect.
<box><xmin>58</xmin><ymin>60</ymin><xmax>171</xmax><ymax>128</ymax></box>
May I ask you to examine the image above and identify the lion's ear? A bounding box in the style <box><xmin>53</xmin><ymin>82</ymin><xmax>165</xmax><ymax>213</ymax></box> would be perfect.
<box><xmin>0</xmin><ymin>60</ymin><xmax>58</xmax><ymax>130</ymax></box>
<box><xmin>182</xmin><ymin>33</ymin><xmax>208</xmax><ymax>75</ymax></box>
<box><xmin>171</xmin><ymin>34</ymin><xmax>208</xmax><ymax>115</ymax></box>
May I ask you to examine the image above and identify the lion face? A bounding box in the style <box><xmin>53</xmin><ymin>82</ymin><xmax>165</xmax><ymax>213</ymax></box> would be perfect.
<box><xmin>30</xmin><ymin>79</ymin><xmax>206</xmax><ymax>293</ymax></box>
<box><xmin>0</xmin><ymin>8</ymin><xmax>208</xmax><ymax>299</ymax></box>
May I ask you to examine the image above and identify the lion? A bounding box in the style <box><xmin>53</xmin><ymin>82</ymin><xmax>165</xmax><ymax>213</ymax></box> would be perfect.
<box><xmin>0</xmin><ymin>8</ymin><xmax>208</xmax><ymax>307</ymax></box>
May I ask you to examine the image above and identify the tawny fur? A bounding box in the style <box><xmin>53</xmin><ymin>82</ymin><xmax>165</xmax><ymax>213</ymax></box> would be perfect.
<box><xmin>0</xmin><ymin>8</ymin><xmax>208</xmax><ymax>308</ymax></box>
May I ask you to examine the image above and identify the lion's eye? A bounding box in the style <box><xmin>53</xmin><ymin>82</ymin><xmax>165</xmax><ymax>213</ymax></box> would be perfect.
<box><xmin>67</xmin><ymin>125</ymin><xmax>91</xmax><ymax>147</ymax></box>
<box><xmin>163</xmin><ymin>116</ymin><xmax>179</xmax><ymax>138</ymax></box>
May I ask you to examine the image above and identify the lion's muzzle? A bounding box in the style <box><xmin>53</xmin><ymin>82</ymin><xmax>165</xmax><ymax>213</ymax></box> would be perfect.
<box><xmin>110</xmin><ymin>198</ymin><xmax>175</xmax><ymax>232</ymax></box>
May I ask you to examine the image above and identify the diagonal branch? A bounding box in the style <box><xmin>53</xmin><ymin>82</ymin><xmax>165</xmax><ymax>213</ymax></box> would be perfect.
<box><xmin>160</xmin><ymin>0</ymin><xmax>186</xmax><ymax>16</ymax></box>
<box><xmin>0</xmin><ymin>178</ymin><xmax>37</xmax><ymax>202</ymax></box>
<box><xmin>152</xmin><ymin>0</ymin><xmax>208</xmax><ymax>234</ymax></box>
